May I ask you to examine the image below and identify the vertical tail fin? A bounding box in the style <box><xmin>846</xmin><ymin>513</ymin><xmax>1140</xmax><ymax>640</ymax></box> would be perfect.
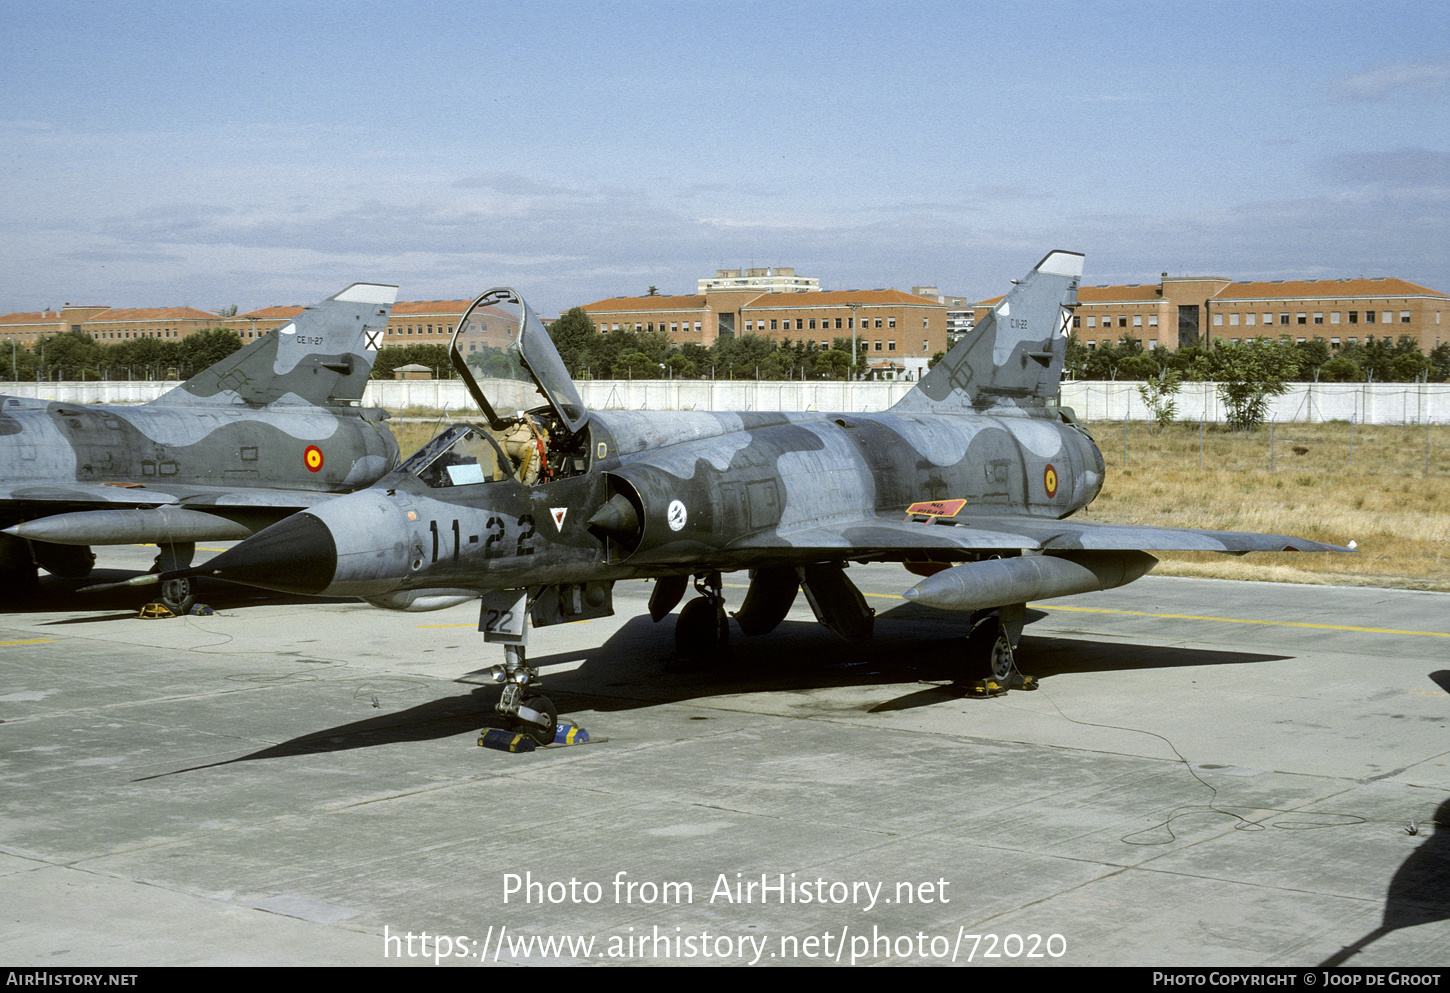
<box><xmin>152</xmin><ymin>283</ymin><xmax>398</xmax><ymax>408</ymax></box>
<box><xmin>894</xmin><ymin>250</ymin><xmax>1082</xmax><ymax>413</ymax></box>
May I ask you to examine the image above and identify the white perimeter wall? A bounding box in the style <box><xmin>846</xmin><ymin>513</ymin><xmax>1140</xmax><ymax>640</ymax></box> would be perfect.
<box><xmin>7</xmin><ymin>379</ymin><xmax>1450</xmax><ymax>424</ymax></box>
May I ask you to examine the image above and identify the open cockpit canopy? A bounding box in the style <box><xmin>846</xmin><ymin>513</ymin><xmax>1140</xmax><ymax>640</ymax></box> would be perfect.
<box><xmin>448</xmin><ymin>288</ymin><xmax>588</xmax><ymax>436</ymax></box>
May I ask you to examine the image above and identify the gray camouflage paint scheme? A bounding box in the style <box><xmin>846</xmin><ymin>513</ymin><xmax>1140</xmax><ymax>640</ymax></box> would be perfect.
<box><xmin>1</xmin><ymin>283</ymin><xmax>400</xmax><ymax>581</ymax></box>
<box><xmin>187</xmin><ymin>253</ymin><xmax>1346</xmax><ymax>625</ymax></box>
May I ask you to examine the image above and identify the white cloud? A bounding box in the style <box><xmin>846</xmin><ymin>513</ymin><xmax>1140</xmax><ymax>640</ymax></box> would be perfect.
<box><xmin>1329</xmin><ymin>61</ymin><xmax>1450</xmax><ymax>101</ymax></box>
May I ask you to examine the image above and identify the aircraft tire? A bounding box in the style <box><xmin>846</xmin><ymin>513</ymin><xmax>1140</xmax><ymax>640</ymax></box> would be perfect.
<box><xmin>675</xmin><ymin>596</ymin><xmax>729</xmax><ymax>664</ymax></box>
<box><xmin>964</xmin><ymin>614</ymin><xmax>1014</xmax><ymax>682</ymax></box>
<box><xmin>521</xmin><ymin>696</ymin><xmax>557</xmax><ymax>746</ymax></box>
<box><xmin>159</xmin><ymin>578</ymin><xmax>195</xmax><ymax>617</ymax></box>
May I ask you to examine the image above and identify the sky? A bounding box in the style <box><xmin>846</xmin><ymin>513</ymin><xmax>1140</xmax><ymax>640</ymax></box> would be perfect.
<box><xmin>1</xmin><ymin>0</ymin><xmax>1447</xmax><ymax>319</ymax></box>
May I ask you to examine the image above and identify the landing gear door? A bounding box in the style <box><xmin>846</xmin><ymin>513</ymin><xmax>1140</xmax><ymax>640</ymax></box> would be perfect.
<box><xmin>480</xmin><ymin>588</ymin><xmax>529</xmax><ymax>645</ymax></box>
<box><xmin>448</xmin><ymin>288</ymin><xmax>589</xmax><ymax>436</ymax></box>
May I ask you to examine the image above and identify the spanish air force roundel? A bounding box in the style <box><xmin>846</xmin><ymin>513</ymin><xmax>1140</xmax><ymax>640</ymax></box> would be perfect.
<box><xmin>304</xmin><ymin>445</ymin><xmax>324</xmax><ymax>472</ymax></box>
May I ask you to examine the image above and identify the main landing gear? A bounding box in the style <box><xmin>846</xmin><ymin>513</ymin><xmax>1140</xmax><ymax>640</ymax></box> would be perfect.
<box><xmin>152</xmin><ymin>542</ymin><xmax>196</xmax><ymax>616</ymax></box>
<box><xmin>962</xmin><ymin>605</ymin><xmax>1035</xmax><ymax>698</ymax></box>
<box><xmin>489</xmin><ymin>643</ymin><xmax>557</xmax><ymax>746</ymax></box>
<box><xmin>673</xmin><ymin>572</ymin><xmax>729</xmax><ymax>665</ymax></box>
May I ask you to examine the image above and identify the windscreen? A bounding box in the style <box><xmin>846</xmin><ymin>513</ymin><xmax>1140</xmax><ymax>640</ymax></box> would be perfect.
<box><xmin>449</xmin><ymin>288</ymin><xmax>588</xmax><ymax>435</ymax></box>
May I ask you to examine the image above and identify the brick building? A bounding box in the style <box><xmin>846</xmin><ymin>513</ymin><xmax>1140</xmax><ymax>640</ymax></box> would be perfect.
<box><xmin>580</xmin><ymin>266</ymin><xmax>953</xmax><ymax>379</ymax></box>
<box><xmin>985</xmin><ymin>273</ymin><xmax>1450</xmax><ymax>353</ymax></box>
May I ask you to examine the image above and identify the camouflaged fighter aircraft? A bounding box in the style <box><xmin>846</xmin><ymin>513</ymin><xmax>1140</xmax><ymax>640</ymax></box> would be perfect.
<box><xmin>2</xmin><ymin>283</ymin><xmax>400</xmax><ymax>613</ymax></box>
<box><xmin>156</xmin><ymin>252</ymin><xmax>1347</xmax><ymax>742</ymax></box>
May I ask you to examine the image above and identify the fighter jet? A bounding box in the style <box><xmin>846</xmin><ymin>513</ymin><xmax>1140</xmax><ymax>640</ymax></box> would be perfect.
<box><xmin>2</xmin><ymin>283</ymin><xmax>400</xmax><ymax>613</ymax></box>
<box><xmin>157</xmin><ymin>253</ymin><xmax>1346</xmax><ymax>741</ymax></box>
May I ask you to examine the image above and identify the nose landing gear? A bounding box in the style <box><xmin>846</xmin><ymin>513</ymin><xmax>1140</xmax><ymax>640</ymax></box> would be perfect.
<box><xmin>490</xmin><ymin>644</ymin><xmax>557</xmax><ymax>745</ymax></box>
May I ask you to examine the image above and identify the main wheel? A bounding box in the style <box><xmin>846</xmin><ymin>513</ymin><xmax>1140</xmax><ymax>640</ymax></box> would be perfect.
<box><xmin>986</xmin><ymin>629</ymin><xmax>1014</xmax><ymax>682</ymax></box>
<box><xmin>674</xmin><ymin>596</ymin><xmax>730</xmax><ymax>664</ymax></box>
<box><xmin>964</xmin><ymin>614</ymin><xmax>1014</xmax><ymax>683</ymax></box>
<box><xmin>159</xmin><ymin>577</ymin><xmax>195</xmax><ymax>616</ymax></box>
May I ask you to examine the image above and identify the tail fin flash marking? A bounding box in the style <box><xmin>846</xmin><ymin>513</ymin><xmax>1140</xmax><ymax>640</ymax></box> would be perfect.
<box><xmin>152</xmin><ymin>283</ymin><xmax>398</xmax><ymax>409</ymax></box>
<box><xmin>894</xmin><ymin>251</ymin><xmax>1082</xmax><ymax>414</ymax></box>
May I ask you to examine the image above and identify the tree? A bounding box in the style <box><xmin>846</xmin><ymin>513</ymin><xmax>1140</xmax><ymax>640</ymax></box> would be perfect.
<box><xmin>36</xmin><ymin>330</ymin><xmax>102</xmax><ymax>378</ymax></box>
<box><xmin>546</xmin><ymin>308</ymin><xmax>597</xmax><ymax>376</ymax></box>
<box><xmin>1136</xmin><ymin>370</ymin><xmax>1181</xmax><ymax>431</ymax></box>
<box><xmin>176</xmin><ymin>327</ymin><xmax>242</xmax><ymax>374</ymax></box>
<box><xmin>1211</xmin><ymin>336</ymin><xmax>1297</xmax><ymax>431</ymax></box>
<box><xmin>1292</xmin><ymin>338</ymin><xmax>1331</xmax><ymax>380</ymax></box>
<box><xmin>1318</xmin><ymin>356</ymin><xmax>1362</xmax><ymax>382</ymax></box>
<box><xmin>1429</xmin><ymin>343</ymin><xmax>1450</xmax><ymax>382</ymax></box>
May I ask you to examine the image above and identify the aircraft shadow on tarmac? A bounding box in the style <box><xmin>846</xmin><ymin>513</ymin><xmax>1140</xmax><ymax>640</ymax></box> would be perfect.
<box><xmin>1317</xmin><ymin>801</ymin><xmax>1450</xmax><ymax>966</ymax></box>
<box><xmin>133</xmin><ymin>601</ymin><xmax>1296</xmax><ymax>781</ymax></box>
<box><xmin>542</xmin><ymin>604</ymin><xmax>1295</xmax><ymax>714</ymax></box>
<box><xmin>1320</xmin><ymin>676</ymin><xmax>1448</xmax><ymax>966</ymax></box>
<box><xmin>12</xmin><ymin>573</ymin><xmax>358</xmax><ymax>622</ymax></box>
<box><xmin>132</xmin><ymin>685</ymin><xmax>508</xmax><ymax>781</ymax></box>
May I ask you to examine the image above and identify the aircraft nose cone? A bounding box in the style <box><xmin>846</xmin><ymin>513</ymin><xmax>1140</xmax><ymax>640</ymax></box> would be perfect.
<box><xmin>200</xmin><ymin>512</ymin><xmax>337</xmax><ymax>595</ymax></box>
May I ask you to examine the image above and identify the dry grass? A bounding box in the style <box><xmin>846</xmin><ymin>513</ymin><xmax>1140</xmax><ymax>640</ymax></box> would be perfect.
<box><xmin>1084</xmin><ymin>421</ymin><xmax>1450</xmax><ymax>590</ymax></box>
<box><xmin>386</xmin><ymin>413</ymin><xmax>1450</xmax><ymax>591</ymax></box>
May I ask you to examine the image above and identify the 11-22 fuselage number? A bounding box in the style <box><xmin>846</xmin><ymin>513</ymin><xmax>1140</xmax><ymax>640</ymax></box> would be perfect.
<box><xmin>431</xmin><ymin>513</ymin><xmax>536</xmax><ymax>565</ymax></box>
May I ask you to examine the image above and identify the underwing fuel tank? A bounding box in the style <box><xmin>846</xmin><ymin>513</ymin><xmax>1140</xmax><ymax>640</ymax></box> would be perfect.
<box><xmin>902</xmin><ymin>551</ymin><xmax>1157</xmax><ymax>612</ymax></box>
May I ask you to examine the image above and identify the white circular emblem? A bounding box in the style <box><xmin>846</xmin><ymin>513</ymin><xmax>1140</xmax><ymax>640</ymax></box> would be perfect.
<box><xmin>666</xmin><ymin>499</ymin><xmax>688</xmax><ymax>532</ymax></box>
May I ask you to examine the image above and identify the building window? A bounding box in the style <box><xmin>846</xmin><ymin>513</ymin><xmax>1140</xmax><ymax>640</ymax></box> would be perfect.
<box><xmin>1349</xmin><ymin>311</ymin><xmax>1358</xmax><ymax>324</ymax></box>
<box><xmin>887</xmin><ymin>340</ymin><xmax>896</xmax><ymax>351</ymax></box>
<box><xmin>1365</xmin><ymin>311</ymin><xmax>1376</xmax><ymax>323</ymax></box>
<box><xmin>1073</xmin><ymin>316</ymin><xmax>1081</xmax><ymax>328</ymax></box>
<box><xmin>874</xmin><ymin>340</ymin><xmax>882</xmax><ymax>351</ymax></box>
<box><xmin>1297</xmin><ymin>313</ymin><xmax>1307</xmax><ymax>324</ymax></box>
<box><xmin>1118</xmin><ymin>316</ymin><xmax>1128</xmax><ymax>328</ymax></box>
<box><xmin>1134</xmin><ymin>315</ymin><xmax>1143</xmax><ymax>327</ymax></box>
<box><xmin>809</xmin><ymin>319</ymin><xmax>816</xmax><ymax>330</ymax></box>
<box><xmin>874</xmin><ymin>318</ymin><xmax>883</xmax><ymax>329</ymax></box>
<box><xmin>1331</xmin><ymin>312</ymin><xmax>1340</xmax><ymax>324</ymax></box>
<box><xmin>1229</xmin><ymin>313</ymin><xmax>1240</xmax><ymax>326</ymax></box>
<box><xmin>1214</xmin><ymin>314</ymin><xmax>1224</xmax><ymax>326</ymax></box>
<box><xmin>835</xmin><ymin>318</ymin><xmax>842</xmax><ymax>329</ymax></box>
<box><xmin>888</xmin><ymin>317</ymin><xmax>896</xmax><ymax>329</ymax></box>
<box><xmin>1314</xmin><ymin>313</ymin><xmax>1323</xmax><ymax>324</ymax></box>
<box><xmin>1401</xmin><ymin>311</ymin><xmax>1411</xmax><ymax>323</ymax></box>
<box><xmin>1149</xmin><ymin>315</ymin><xmax>1158</xmax><ymax>327</ymax></box>
<box><xmin>1087</xmin><ymin>317</ymin><xmax>1096</xmax><ymax>328</ymax></box>
<box><xmin>1263</xmin><ymin>313</ymin><xmax>1273</xmax><ymax>326</ymax></box>
<box><xmin>1280</xmin><ymin>313</ymin><xmax>1290</xmax><ymax>325</ymax></box>
<box><xmin>770</xmin><ymin>320</ymin><xmax>777</xmax><ymax>330</ymax></box>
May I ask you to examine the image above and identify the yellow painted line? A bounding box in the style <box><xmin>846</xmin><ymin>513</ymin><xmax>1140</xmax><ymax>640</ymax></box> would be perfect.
<box><xmin>0</xmin><ymin>639</ymin><xmax>56</xmax><ymax>647</ymax></box>
<box><xmin>1030</xmin><ymin>604</ymin><xmax>1450</xmax><ymax>639</ymax></box>
<box><xmin>408</xmin><ymin>583</ymin><xmax>1447</xmax><ymax>640</ymax></box>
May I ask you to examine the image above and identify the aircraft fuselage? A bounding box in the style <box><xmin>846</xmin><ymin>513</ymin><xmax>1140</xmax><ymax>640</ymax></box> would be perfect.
<box><xmin>227</xmin><ymin>405</ymin><xmax>1105</xmax><ymax>601</ymax></box>
<box><xmin>0</xmin><ymin>395</ymin><xmax>398</xmax><ymax>518</ymax></box>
